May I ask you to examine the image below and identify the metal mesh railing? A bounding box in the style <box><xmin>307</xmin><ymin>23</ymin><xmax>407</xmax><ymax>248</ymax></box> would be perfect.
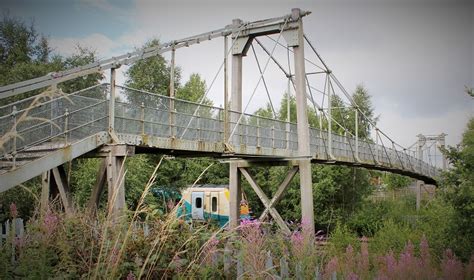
<box><xmin>0</xmin><ymin>83</ymin><xmax>438</xmax><ymax>178</ymax></box>
<box><xmin>228</xmin><ymin>111</ymin><xmax>298</xmax><ymax>151</ymax></box>
<box><xmin>115</xmin><ymin>86</ymin><xmax>224</xmax><ymax>142</ymax></box>
<box><xmin>0</xmin><ymin>85</ymin><xmax>108</xmax><ymax>164</ymax></box>
<box><xmin>116</xmin><ymin>85</ymin><xmax>437</xmax><ymax>177</ymax></box>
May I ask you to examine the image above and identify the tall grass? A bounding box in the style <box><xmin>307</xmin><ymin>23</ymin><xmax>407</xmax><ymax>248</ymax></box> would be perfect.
<box><xmin>0</xmin><ymin>151</ymin><xmax>472</xmax><ymax>278</ymax></box>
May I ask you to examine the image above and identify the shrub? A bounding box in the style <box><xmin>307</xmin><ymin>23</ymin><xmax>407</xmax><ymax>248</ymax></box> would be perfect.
<box><xmin>328</xmin><ymin>223</ymin><xmax>359</xmax><ymax>255</ymax></box>
<box><xmin>370</xmin><ymin>219</ymin><xmax>420</xmax><ymax>256</ymax></box>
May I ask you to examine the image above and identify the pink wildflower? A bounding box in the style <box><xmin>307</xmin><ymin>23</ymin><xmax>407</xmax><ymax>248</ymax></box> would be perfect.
<box><xmin>10</xmin><ymin>202</ymin><xmax>18</xmax><ymax>219</ymax></box>
<box><xmin>358</xmin><ymin>237</ymin><xmax>369</xmax><ymax>276</ymax></box>
<box><xmin>291</xmin><ymin>231</ymin><xmax>304</xmax><ymax>247</ymax></box>
<box><xmin>419</xmin><ymin>235</ymin><xmax>430</xmax><ymax>264</ymax></box>
<box><xmin>346</xmin><ymin>271</ymin><xmax>360</xmax><ymax>280</ymax></box>
<box><xmin>441</xmin><ymin>249</ymin><xmax>464</xmax><ymax>280</ymax></box>
<box><xmin>43</xmin><ymin>209</ymin><xmax>59</xmax><ymax>235</ymax></box>
<box><xmin>126</xmin><ymin>271</ymin><xmax>136</xmax><ymax>280</ymax></box>
<box><xmin>384</xmin><ymin>251</ymin><xmax>397</xmax><ymax>275</ymax></box>
<box><xmin>325</xmin><ymin>256</ymin><xmax>339</xmax><ymax>276</ymax></box>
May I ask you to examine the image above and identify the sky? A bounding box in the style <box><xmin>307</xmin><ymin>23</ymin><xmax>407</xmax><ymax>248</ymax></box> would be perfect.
<box><xmin>2</xmin><ymin>0</ymin><xmax>473</xmax><ymax>152</ymax></box>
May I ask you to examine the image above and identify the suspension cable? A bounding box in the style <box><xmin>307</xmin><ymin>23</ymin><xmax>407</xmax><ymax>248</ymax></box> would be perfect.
<box><xmin>180</xmin><ymin>22</ymin><xmax>249</xmax><ymax>139</ymax></box>
<box><xmin>250</xmin><ymin>43</ymin><xmax>277</xmax><ymax>117</ymax></box>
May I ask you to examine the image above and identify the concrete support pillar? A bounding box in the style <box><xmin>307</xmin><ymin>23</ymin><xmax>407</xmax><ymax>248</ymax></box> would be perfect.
<box><xmin>416</xmin><ymin>180</ymin><xmax>423</xmax><ymax>211</ymax></box>
<box><xmin>229</xmin><ymin>18</ymin><xmax>244</xmax><ymax>228</ymax></box>
<box><xmin>229</xmin><ymin>162</ymin><xmax>242</xmax><ymax>228</ymax></box>
<box><xmin>107</xmin><ymin>151</ymin><xmax>126</xmax><ymax>221</ymax></box>
<box><xmin>292</xmin><ymin>8</ymin><xmax>315</xmax><ymax>233</ymax></box>
<box><xmin>439</xmin><ymin>133</ymin><xmax>447</xmax><ymax>170</ymax></box>
<box><xmin>224</xmin><ymin>35</ymin><xmax>229</xmax><ymax>143</ymax></box>
<box><xmin>230</xmin><ymin>40</ymin><xmax>243</xmax><ymax>144</ymax></box>
<box><xmin>417</xmin><ymin>134</ymin><xmax>424</xmax><ymax>168</ymax></box>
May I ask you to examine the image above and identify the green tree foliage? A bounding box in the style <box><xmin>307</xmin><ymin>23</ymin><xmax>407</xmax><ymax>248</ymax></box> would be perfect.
<box><xmin>0</xmin><ymin>14</ymin><xmax>50</xmax><ymax>73</ymax></box>
<box><xmin>0</xmin><ymin>14</ymin><xmax>63</xmax><ymax>104</ymax></box>
<box><xmin>0</xmin><ymin>14</ymin><xmax>104</xmax><ymax>222</ymax></box>
<box><xmin>350</xmin><ymin>85</ymin><xmax>378</xmax><ymax>139</ymax></box>
<box><xmin>176</xmin><ymin>73</ymin><xmax>211</xmax><ymax>104</ymax></box>
<box><xmin>465</xmin><ymin>86</ymin><xmax>474</xmax><ymax>98</ymax></box>
<box><xmin>329</xmin><ymin>94</ymin><xmax>348</xmax><ymax>135</ymax></box>
<box><xmin>124</xmin><ymin>39</ymin><xmax>181</xmax><ymax>106</ymax></box>
<box><xmin>278</xmin><ymin>94</ymin><xmax>318</xmax><ymax>127</ymax></box>
<box><xmin>383</xmin><ymin>173</ymin><xmax>412</xmax><ymax>192</ymax></box>
<box><xmin>439</xmin><ymin>117</ymin><xmax>474</xmax><ymax>261</ymax></box>
<box><xmin>59</xmin><ymin>46</ymin><xmax>104</xmax><ymax>94</ymax></box>
<box><xmin>176</xmin><ymin>73</ymin><xmax>214</xmax><ymax>119</ymax></box>
<box><xmin>242</xmin><ymin>86</ymin><xmax>377</xmax><ymax>231</ymax></box>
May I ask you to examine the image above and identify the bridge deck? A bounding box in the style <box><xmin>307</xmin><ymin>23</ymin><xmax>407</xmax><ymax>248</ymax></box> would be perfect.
<box><xmin>0</xmin><ymin>84</ymin><xmax>438</xmax><ymax>191</ymax></box>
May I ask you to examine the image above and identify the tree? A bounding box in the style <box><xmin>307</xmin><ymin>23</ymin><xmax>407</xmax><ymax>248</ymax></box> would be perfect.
<box><xmin>176</xmin><ymin>73</ymin><xmax>210</xmax><ymax>104</ymax></box>
<box><xmin>439</xmin><ymin>117</ymin><xmax>474</xmax><ymax>261</ymax></box>
<box><xmin>278</xmin><ymin>93</ymin><xmax>318</xmax><ymax>127</ymax></box>
<box><xmin>382</xmin><ymin>173</ymin><xmax>412</xmax><ymax>199</ymax></box>
<box><xmin>465</xmin><ymin>86</ymin><xmax>474</xmax><ymax>98</ymax></box>
<box><xmin>350</xmin><ymin>85</ymin><xmax>378</xmax><ymax>139</ymax></box>
<box><xmin>0</xmin><ymin>15</ymin><xmax>104</xmax><ymax>221</ymax></box>
<box><xmin>59</xmin><ymin>45</ymin><xmax>104</xmax><ymax>94</ymax></box>
<box><xmin>124</xmin><ymin>39</ymin><xmax>181</xmax><ymax>106</ymax></box>
<box><xmin>176</xmin><ymin>73</ymin><xmax>213</xmax><ymax>118</ymax></box>
<box><xmin>0</xmin><ymin>13</ymin><xmax>49</xmax><ymax>70</ymax></box>
<box><xmin>0</xmin><ymin>13</ymin><xmax>63</xmax><ymax>104</ymax></box>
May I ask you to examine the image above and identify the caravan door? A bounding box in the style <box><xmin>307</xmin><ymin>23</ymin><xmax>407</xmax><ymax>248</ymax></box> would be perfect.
<box><xmin>191</xmin><ymin>192</ymin><xmax>204</xmax><ymax>220</ymax></box>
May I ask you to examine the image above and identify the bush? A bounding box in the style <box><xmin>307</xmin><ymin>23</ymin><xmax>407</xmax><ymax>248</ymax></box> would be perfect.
<box><xmin>328</xmin><ymin>223</ymin><xmax>359</xmax><ymax>255</ymax></box>
<box><xmin>370</xmin><ymin>219</ymin><xmax>420</xmax><ymax>256</ymax></box>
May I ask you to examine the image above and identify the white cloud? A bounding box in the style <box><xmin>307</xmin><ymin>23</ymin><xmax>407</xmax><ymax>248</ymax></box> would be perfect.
<box><xmin>79</xmin><ymin>0</ymin><xmax>131</xmax><ymax>21</ymax></box>
<box><xmin>50</xmin><ymin>33</ymin><xmax>120</xmax><ymax>57</ymax></box>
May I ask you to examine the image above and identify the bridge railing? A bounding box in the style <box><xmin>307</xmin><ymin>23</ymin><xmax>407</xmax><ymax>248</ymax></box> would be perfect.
<box><xmin>0</xmin><ymin>83</ymin><xmax>438</xmax><ymax>179</ymax></box>
<box><xmin>228</xmin><ymin>111</ymin><xmax>298</xmax><ymax>152</ymax></box>
<box><xmin>0</xmin><ymin>85</ymin><xmax>108</xmax><ymax>164</ymax></box>
<box><xmin>114</xmin><ymin>86</ymin><xmax>438</xmax><ymax>177</ymax></box>
<box><xmin>116</xmin><ymin>86</ymin><xmax>224</xmax><ymax>143</ymax></box>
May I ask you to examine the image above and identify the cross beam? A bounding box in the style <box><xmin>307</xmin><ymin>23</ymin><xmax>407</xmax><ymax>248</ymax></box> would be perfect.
<box><xmin>41</xmin><ymin>165</ymin><xmax>73</xmax><ymax>215</ymax></box>
<box><xmin>259</xmin><ymin>166</ymin><xmax>298</xmax><ymax>221</ymax></box>
<box><xmin>239</xmin><ymin>167</ymin><xmax>291</xmax><ymax>234</ymax></box>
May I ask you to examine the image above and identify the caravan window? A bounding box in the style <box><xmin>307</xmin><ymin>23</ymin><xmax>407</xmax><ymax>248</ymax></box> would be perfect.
<box><xmin>211</xmin><ymin>197</ymin><xmax>218</xmax><ymax>212</ymax></box>
<box><xmin>195</xmin><ymin>197</ymin><xmax>202</xmax><ymax>208</ymax></box>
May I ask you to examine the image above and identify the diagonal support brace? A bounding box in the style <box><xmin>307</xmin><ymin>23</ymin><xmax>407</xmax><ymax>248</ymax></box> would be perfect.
<box><xmin>239</xmin><ymin>167</ymin><xmax>291</xmax><ymax>235</ymax></box>
<box><xmin>259</xmin><ymin>166</ymin><xmax>298</xmax><ymax>221</ymax></box>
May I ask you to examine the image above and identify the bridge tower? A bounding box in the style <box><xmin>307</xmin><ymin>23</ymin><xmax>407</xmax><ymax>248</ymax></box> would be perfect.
<box><xmin>228</xmin><ymin>8</ymin><xmax>315</xmax><ymax>233</ymax></box>
<box><xmin>415</xmin><ymin>133</ymin><xmax>446</xmax><ymax>210</ymax></box>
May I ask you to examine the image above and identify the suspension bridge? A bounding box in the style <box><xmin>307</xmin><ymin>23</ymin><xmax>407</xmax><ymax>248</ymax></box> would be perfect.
<box><xmin>0</xmin><ymin>9</ymin><xmax>444</xmax><ymax>233</ymax></box>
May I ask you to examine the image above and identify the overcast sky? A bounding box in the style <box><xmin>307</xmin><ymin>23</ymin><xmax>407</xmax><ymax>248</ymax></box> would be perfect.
<box><xmin>2</xmin><ymin>0</ymin><xmax>473</xmax><ymax>150</ymax></box>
